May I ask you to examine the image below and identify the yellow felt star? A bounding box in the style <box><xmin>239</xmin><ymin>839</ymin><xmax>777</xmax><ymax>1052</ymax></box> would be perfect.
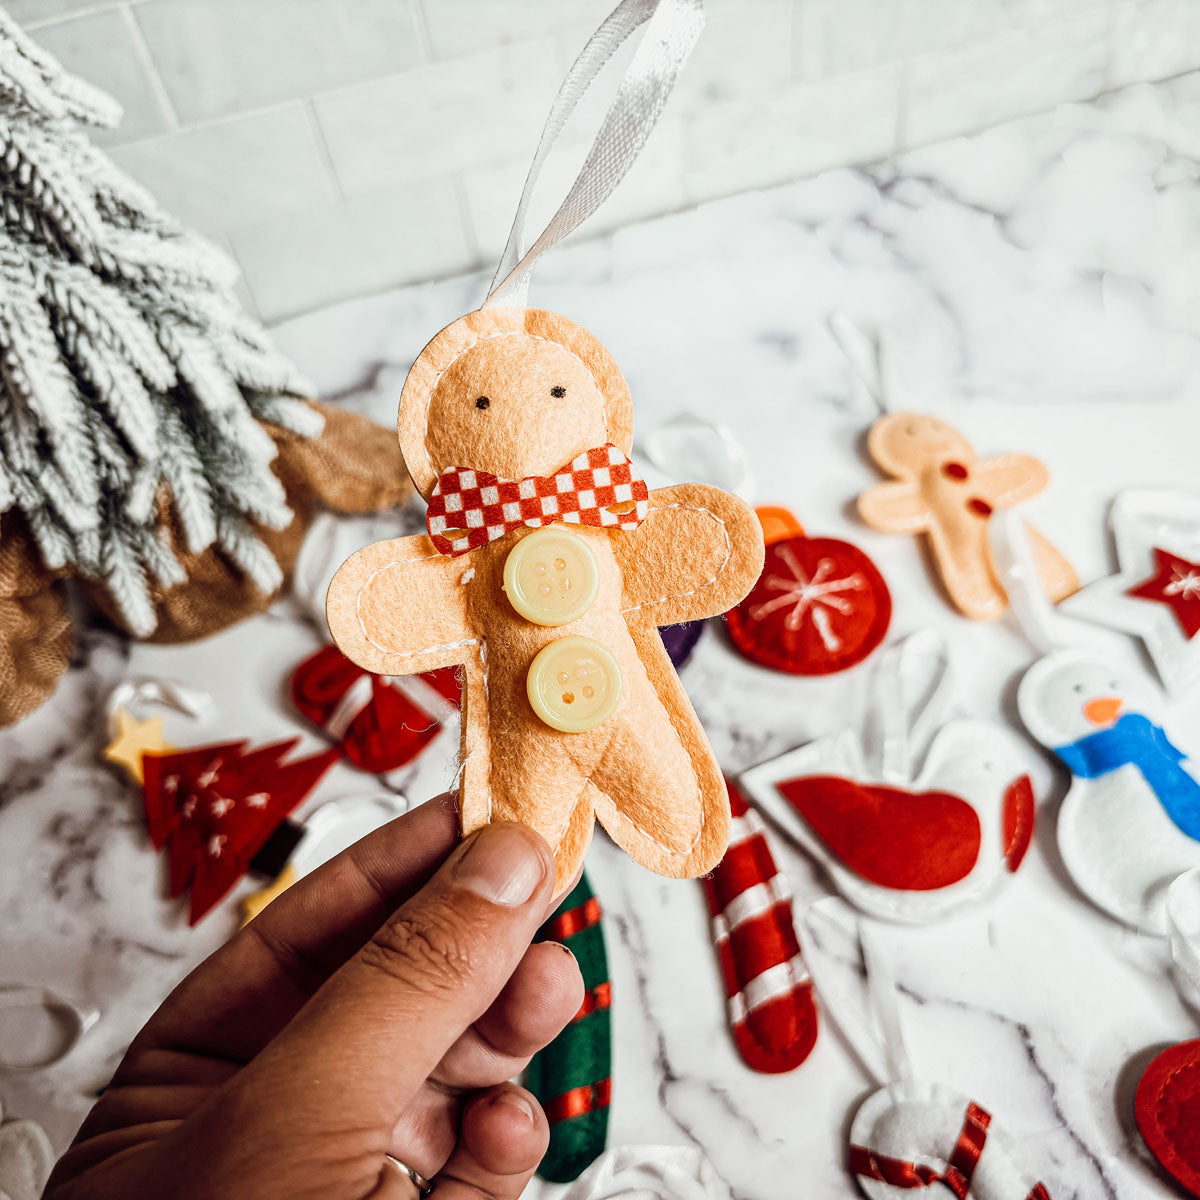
<box><xmin>103</xmin><ymin>707</ymin><xmax>174</xmax><ymax>784</ymax></box>
<box><xmin>240</xmin><ymin>864</ymin><xmax>298</xmax><ymax>927</ymax></box>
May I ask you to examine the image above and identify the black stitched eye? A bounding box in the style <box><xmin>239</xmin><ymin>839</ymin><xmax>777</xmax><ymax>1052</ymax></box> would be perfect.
<box><xmin>551</xmin><ymin>385</ymin><xmax>566</xmax><ymax>398</ymax></box>
<box><xmin>475</xmin><ymin>396</ymin><xmax>490</xmax><ymax>410</ymax></box>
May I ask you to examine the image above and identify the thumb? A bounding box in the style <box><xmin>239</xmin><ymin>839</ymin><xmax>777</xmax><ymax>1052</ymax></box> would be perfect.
<box><xmin>234</xmin><ymin>821</ymin><xmax>556</xmax><ymax>1134</ymax></box>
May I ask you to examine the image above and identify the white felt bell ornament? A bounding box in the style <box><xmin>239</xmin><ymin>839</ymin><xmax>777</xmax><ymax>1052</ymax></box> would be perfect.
<box><xmin>742</xmin><ymin>631</ymin><xmax>1037</xmax><ymax>925</ymax></box>
<box><xmin>800</xmin><ymin>906</ymin><xmax>1055</xmax><ymax>1200</ymax></box>
<box><xmin>993</xmin><ymin>516</ymin><xmax>1200</xmax><ymax>937</ymax></box>
<box><xmin>1060</xmin><ymin>489</ymin><xmax>1200</xmax><ymax>698</ymax></box>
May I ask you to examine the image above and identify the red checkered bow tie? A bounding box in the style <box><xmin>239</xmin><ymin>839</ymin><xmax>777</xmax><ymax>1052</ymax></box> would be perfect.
<box><xmin>425</xmin><ymin>443</ymin><xmax>650</xmax><ymax>557</ymax></box>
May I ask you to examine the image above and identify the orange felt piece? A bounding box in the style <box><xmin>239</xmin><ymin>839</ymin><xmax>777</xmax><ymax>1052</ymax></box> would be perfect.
<box><xmin>328</xmin><ymin>308</ymin><xmax>763</xmax><ymax>894</ymax></box>
<box><xmin>857</xmin><ymin>411</ymin><xmax>1077</xmax><ymax>620</ymax></box>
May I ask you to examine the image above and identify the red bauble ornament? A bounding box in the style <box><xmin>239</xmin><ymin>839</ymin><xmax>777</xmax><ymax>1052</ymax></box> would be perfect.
<box><xmin>725</xmin><ymin>507</ymin><xmax>891</xmax><ymax>675</ymax></box>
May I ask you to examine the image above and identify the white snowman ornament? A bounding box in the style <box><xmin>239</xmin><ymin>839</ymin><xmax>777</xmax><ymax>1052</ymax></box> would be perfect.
<box><xmin>1018</xmin><ymin>649</ymin><xmax>1200</xmax><ymax>935</ymax></box>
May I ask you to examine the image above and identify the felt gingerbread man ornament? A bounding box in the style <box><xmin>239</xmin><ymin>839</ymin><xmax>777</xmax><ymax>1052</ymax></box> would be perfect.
<box><xmin>326</xmin><ymin>307</ymin><xmax>763</xmax><ymax>893</ymax></box>
<box><xmin>857</xmin><ymin>412</ymin><xmax>1077</xmax><ymax>620</ymax></box>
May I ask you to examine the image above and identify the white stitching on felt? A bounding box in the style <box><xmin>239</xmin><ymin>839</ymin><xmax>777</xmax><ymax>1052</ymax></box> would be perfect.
<box><xmin>355</xmin><ymin>552</ymin><xmax>477</xmax><ymax>660</ymax></box>
<box><xmin>621</xmin><ymin>502</ymin><xmax>732</xmax><ymax>614</ymax></box>
<box><xmin>421</xmin><ymin>329</ymin><xmax>603</xmax><ymax>481</ymax></box>
<box><xmin>477</xmin><ymin>638</ymin><xmax>493</xmax><ymax>822</ymax></box>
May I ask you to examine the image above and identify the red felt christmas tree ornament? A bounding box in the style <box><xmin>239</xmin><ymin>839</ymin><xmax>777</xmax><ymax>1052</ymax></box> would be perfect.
<box><xmin>142</xmin><ymin>739</ymin><xmax>338</xmax><ymax>924</ymax></box>
<box><xmin>102</xmin><ymin>678</ymin><xmax>338</xmax><ymax>924</ymax></box>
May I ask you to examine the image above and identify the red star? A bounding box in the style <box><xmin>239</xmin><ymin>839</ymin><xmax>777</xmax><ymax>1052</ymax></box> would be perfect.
<box><xmin>1128</xmin><ymin>547</ymin><xmax>1200</xmax><ymax>639</ymax></box>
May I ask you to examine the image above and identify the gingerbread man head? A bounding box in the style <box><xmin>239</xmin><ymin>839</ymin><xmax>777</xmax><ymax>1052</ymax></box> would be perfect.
<box><xmin>866</xmin><ymin>412</ymin><xmax>973</xmax><ymax>479</ymax></box>
<box><xmin>399</xmin><ymin>308</ymin><xmax>634</xmax><ymax>497</ymax></box>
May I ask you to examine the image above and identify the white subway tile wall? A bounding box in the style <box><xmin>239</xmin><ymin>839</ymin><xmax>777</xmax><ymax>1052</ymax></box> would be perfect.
<box><xmin>20</xmin><ymin>0</ymin><xmax>1198</xmax><ymax>322</ymax></box>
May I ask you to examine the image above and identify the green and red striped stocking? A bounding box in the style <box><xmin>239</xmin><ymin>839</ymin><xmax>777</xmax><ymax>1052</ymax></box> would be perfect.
<box><xmin>525</xmin><ymin>872</ymin><xmax>612</xmax><ymax>1183</ymax></box>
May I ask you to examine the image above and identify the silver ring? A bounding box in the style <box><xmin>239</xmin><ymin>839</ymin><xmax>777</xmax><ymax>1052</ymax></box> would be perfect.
<box><xmin>384</xmin><ymin>1154</ymin><xmax>434</xmax><ymax>1197</ymax></box>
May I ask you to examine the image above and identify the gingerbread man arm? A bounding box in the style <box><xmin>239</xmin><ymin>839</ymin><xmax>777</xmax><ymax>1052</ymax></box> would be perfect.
<box><xmin>326</xmin><ymin>533</ymin><xmax>475</xmax><ymax>676</ymax></box>
<box><xmin>969</xmin><ymin>453</ymin><xmax>1049</xmax><ymax>508</ymax></box>
<box><xmin>858</xmin><ymin>481</ymin><xmax>932</xmax><ymax>532</ymax></box>
<box><xmin>611</xmin><ymin>483</ymin><xmax>764</xmax><ymax>626</ymax></box>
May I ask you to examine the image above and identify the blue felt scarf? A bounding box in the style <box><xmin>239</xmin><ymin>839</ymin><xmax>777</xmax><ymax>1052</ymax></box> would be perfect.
<box><xmin>1054</xmin><ymin>712</ymin><xmax>1200</xmax><ymax>842</ymax></box>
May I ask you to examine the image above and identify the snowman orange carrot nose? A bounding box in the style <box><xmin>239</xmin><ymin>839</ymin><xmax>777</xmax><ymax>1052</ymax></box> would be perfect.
<box><xmin>1083</xmin><ymin>695</ymin><xmax>1123</xmax><ymax>725</ymax></box>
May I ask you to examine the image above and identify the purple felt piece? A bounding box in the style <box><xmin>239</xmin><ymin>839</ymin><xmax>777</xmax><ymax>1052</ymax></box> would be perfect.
<box><xmin>659</xmin><ymin>621</ymin><xmax>703</xmax><ymax>669</ymax></box>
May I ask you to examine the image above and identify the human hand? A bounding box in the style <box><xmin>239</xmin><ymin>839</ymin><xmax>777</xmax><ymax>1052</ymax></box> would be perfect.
<box><xmin>45</xmin><ymin>796</ymin><xmax>584</xmax><ymax>1199</ymax></box>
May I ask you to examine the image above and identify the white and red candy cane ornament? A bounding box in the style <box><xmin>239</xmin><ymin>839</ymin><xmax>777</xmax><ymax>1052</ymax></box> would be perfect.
<box><xmin>800</xmin><ymin>908</ymin><xmax>1055</xmax><ymax>1200</ymax></box>
<box><xmin>701</xmin><ymin>778</ymin><xmax>817</xmax><ymax>1073</ymax></box>
<box><xmin>851</xmin><ymin>1084</ymin><xmax>1050</xmax><ymax>1200</ymax></box>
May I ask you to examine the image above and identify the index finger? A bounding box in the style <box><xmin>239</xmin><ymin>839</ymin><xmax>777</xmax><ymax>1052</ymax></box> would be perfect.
<box><xmin>125</xmin><ymin>794</ymin><xmax>461</xmax><ymax>1068</ymax></box>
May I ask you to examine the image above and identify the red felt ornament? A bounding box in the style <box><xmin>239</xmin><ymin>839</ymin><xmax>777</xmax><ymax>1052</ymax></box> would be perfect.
<box><xmin>701</xmin><ymin>778</ymin><xmax>818</xmax><ymax>1073</ymax></box>
<box><xmin>743</xmin><ymin>632</ymin><xmax>1036</xmax><ymax>924</ymax></box>
<box><xmin>725</xmin><ymin>507</ymin><xmax>891</xmax><ymax>675</ymax></box>
<box><xmin>291</xmin><ymin>645</ymin><xmax>449</xmax><ymax>772</ymax></box>
<box><xmin>1129</xmin><ymin>547</ymin><xmax>1200</xmax><ymax>640</ymax></box>
<box><xmin>142</xmin><ymin>739</ymin><xmax>338</xmax><ymax>924</ymax></box>
<box><xmin>1135</xmin><ymin>1038</ymin><xmax>1200</xmax><ymax>1197</ymax></box>
<box><xmin>776</xmin><ymin>775</ymin><xmax>981</xmax><ymax>892</ymax></box>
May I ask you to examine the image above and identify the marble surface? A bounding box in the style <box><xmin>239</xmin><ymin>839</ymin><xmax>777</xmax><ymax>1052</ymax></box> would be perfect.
<box><xmin>4</xmin><ymin>72</ymin><xmax>1200</xmax><ymax>1199</ymax></box>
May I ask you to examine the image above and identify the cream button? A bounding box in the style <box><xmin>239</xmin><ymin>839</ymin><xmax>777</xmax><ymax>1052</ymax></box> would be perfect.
<box><xmin>527</xmin><ymin>636</ymin><xmax>622</xmax><ymax>733</ymax></box>
<box><xmin>503</xmin><ymin>528</ymin><xmax>599</xmax><ymax>627</ymax></box>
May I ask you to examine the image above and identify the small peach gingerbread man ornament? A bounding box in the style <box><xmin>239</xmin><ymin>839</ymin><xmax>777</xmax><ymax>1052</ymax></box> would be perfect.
<box><xmin>857</xmin><ymin>412</ymin><xmax>1077</xmax><ymax>620</ymax></box>
<box><xmin>326</xmin><ymin>307</ymin><xmax>763</xmax><ymax>893</ymax></box>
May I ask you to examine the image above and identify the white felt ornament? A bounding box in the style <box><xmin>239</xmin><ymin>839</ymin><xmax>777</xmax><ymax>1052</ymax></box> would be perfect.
<box><xmin>558</xmin><ymin>1145</ymin><xmax>734</xmax><ymax>1200</ymax></box>
<box><xmin>1061</xmin><ymin>489</ymin><xmax>1200</xmax><ymax>698</ymax></box>
<box><xmin>800</xmin><ymin>908</ymin><xmax>1053</xmax><ymax>1200</ymax></box>
<box><xmin>0</xmin><ymin>1099</ymin><xmax>54</xmax><ymax>1200</ymax></box>
<box><xmin>1019</xmin><ymin>649</ymin><xmax>1200</xmax><ymax>936</ymax></box>
<box><xmin>743</xmin><ymin>632</ymin><xmax>1036</xmax><ymax>924</ymax></box>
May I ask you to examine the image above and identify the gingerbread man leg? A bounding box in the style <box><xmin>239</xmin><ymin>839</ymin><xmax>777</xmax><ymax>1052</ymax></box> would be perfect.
<box><xmin>587</xmin><ymin>651</ymin><xmax>729</xmax><ymax>878</ymax></box>
<box><xmin>927</xmin><ymin>508</ymin><xmax>1008</xmax><ymax>620</ymax></box>
<box><xmin>469</xmin><ymin>714</ymin><xmax>597</xmax><ymax>892</ymax></box>
<box><xmin>1024</xmin><ymin>523</ymin><xmax>1079</xmax><ymax>602</ymax></box>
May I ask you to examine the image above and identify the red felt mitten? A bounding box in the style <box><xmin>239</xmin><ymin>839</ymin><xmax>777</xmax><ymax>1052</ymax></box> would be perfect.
<box><xmin>701</xmin><ymin>778</ymin><xmax>818</xmax><ymax>1073</ymax></box>
<box><xmin>725</xmin><ymin>507</ymin><xmax>890</xmax><ymax>675</ymax></box>
<box><xmin>291</xmin><ymin>645</ymin><xmax>445</xmax><ymax>772</ymax></box>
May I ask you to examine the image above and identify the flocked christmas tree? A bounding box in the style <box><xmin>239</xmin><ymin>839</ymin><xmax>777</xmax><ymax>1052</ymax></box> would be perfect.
<box><xmin>0</xmin><ymin>11</ymin><xmax>412</xmax><ymax>728</ymax></box>
<box><xmin>0</xmin><ymin>9</ymin><xmax>323</xmax><ymax>638</ymax></box>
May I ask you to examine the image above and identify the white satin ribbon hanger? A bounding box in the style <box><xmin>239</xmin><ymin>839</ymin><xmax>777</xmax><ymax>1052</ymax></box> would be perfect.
<box><xmin>485</xmin><ymin>0</ymin><xmax>704</xmax><ymax>309</ymax></box>
<box><xmin>798</xmin><ymin>901</ymin><xmax>913</xmax><ymax>1087</ymax></box>
<box><xmin>826</xmin><ymin>312</ymin><xmax>893</xmax><ymax>416</ymax></box>
<box><xmin>106</xmin><ymin>676</ymin><xmax>211</xmax><ymax>734</ymax></box>
<box><xmin>1167</xmin><ymin>867</ymin><xmax>1200</xmax><ymax>1007</ymax></box>
<box><xmin>874</xmin><ymin>630</ymin><xmax>956</xmax><ymax>788</ymax></box>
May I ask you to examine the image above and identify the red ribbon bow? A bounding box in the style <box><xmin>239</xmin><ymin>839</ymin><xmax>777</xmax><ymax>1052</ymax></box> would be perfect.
<box><xmin>425</xmin><ymin>443</ymin><xmax>649</xmax><ymax>557</ymax></box>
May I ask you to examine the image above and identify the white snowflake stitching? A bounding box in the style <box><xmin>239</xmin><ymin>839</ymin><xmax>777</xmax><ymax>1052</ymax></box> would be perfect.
<box><xmin>1166</xmin><ymin>565</ymin><xmax>1200</xmax><ymax>600</ymax></box>
<box><xmin>749</xmin><ymin>546</ymin><xmax>866</xmax><ymax>652</ymax></box>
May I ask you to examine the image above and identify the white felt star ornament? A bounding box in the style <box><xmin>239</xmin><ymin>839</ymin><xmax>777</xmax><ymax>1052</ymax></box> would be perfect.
<box><xmin>1063</xmin><ymin>489</ymin><xmax>1200</xmax><ymax>697</ymax></box>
